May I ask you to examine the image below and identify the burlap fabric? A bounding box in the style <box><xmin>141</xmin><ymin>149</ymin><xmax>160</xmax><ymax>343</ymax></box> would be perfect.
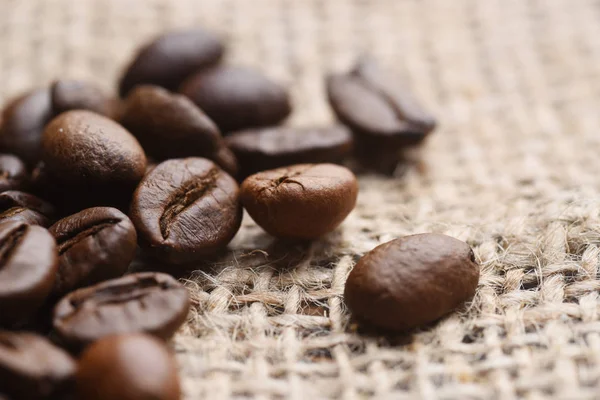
<box><xmin>2</xmin><ymin>0</ymin><xmax>600</xmax><ymax>398</ymax></box>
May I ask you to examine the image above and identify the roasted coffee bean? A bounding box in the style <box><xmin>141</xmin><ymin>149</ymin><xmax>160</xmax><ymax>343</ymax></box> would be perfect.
<box><xmin>211</xmin><ymin>144</ymin><xmax>239</xmax><ymax>177</ymax></box>
<box><xmin>0</xmin><ymin>191</ymin><xmax>55</xmax><ymax>227</ymax></box>
<box><xmin>327</xmin><ymin>57</ymin><xmax>436</xmax><ymax>171</ymax></box>
<box><xmin>41</xmin><ymin>110</ymin><xmax>147</xmax><ymax>209</ymax></box>
<box><xmin>121</xmin><ymin>85</ymin><xmax>222</xmax><ymax>161</ymax></box>
<box><xmin>76</xmin><ymin>334</ymin><xmax>181</xmax><ymax>400</ymax></box>
<box><xmin>344</xmin><ymin>233</ymin><xmax>480</xmax><ymax>332</ymax></box>
<box><xmin>49</xmin><ymin>207</ymin><xmax>137</xmax><ymax>298</ymax></box>
<box><xmin>0</xmin><ymin>221</ymin><xmax>58</xmax><ymax>327</ymax></box>
<box><xmin>53</xmin><ymin>272</ymin><xmax>190</xmax><ymax>350</ymax></box>
<box><xmin>225</xmin><ymin>126</ymin><xmax>353</xmax><ymax>177</ymax></box>
<box><xmin>0</xmin><ymin>155</ymin><xmax>28</xmax><ymax>193</ymax></box>
<box><xmin>51</xmin><ymin>79</ymin><xmax>114</xmax><ymax>117</ymax></box>
<box><xmin>240</xmin><ymin>163</ymin><xmax>358</xmax><ymax>239</ymax></box>
<box><xmin>0</xmin><ymin>89</ymin><xmax>53</xmax><ymax>166</ymax></box>
<box><xmin>119</xmin><ymin>29</ymin><xmax>224</xmax><ymax>97</ymax></box>
<box><xmin>0</xmin><ymin>331</ymin><xmax>76</xmax><ymax>400</ymax></box>
<box><xmin>130</xmin><ymin>158</ymin><xmax>242</xmax><ymax>264</ymax></box>
<box><xmin>180</xmin><ymin>65</ymin><xmax>291</xmax><ymax>133</ymax></box>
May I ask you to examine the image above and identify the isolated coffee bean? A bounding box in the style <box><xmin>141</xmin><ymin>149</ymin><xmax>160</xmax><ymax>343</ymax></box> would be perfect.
<box><xmin>49</xmin><ymin>207</ymin><xmax>137</xmax><ymax>298</ymax></box>
<box><xmin>0</xmin><ymin>154</ymin><xmax>28</xmax><ymax>193</ymax></box>
<box><xmin>0</xmin><ymin>331</ymin><xmax>76</xmax><ymax>400</ymax></box>
<box><xmin>76</xmin><ymin>334</ymin><xmax>181</xmax><ymax>400</ymax></box>
<box><xmin>53</xmin><ymin>272</ymin><xmax>190</xmax><ymax>350</ymax></box>
<box><xmin>0</xmin><ymin>191</ymin><xmax>55</xmax><ymax>227</ymax></box>
<box><xmin>121</xmin><ymin>85</ymin><xmax>222</xmax><ymax>161</ymax></box>
<box><xmin>226</xmin><ymin>126</ymin><xmax>353</xmax><ymax>177</ymax></box>
<box><xmin>51</xmin><ymin>79</ymin><xmax>114</xmax><ymax>117</ymax></box>
<box><xmin>42</xmin><ymin>110</ymin><xmax>147</xmax><ymax>208</ymax></box>
<box><xmin>119</xmin><ymin>29</ymin><xmax>224</xmax><ymax>96</ymax></box>
<box><xmin>0</xmin><ymin>222</ymin><xmax>58</xmax><ymax>327</ymax></box>
<box><xmin>344</xmin><ymin>233</ymin><xmax>480</xmax><ymax>332</ymax></box>
<box><xmin>240</xmin><ymin>163</ymin><xmax>358</xmax><ymax>239</ymax></box>
<box><xmin>180</xmin><ymin>65</ymin><xmax>291</xmax><ymax>133</ymax></box>
<box><xmin>0</xmin><ymin>89</ymin><xmax>53</xmax><ymax>166</ymax></box>
<box><xmin>130</xmin><ymin>158</ymin><xmax>242</xmax><ymax>264</ymax></box>
<box><xmin>327</xmin><ymin>57</ymin><xmax>436</xmax><ymax>171</ymax></box>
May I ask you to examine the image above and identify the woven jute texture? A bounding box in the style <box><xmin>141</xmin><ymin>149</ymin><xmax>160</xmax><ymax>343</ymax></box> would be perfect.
<box><xmin>2</xmin><ymin>0</ymin><xmax>600</xmax><ymax>398</ymax></box>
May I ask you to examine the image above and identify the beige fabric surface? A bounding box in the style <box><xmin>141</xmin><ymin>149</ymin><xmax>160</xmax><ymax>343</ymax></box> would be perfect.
<box><xmin>2</xmin><ymin>0</ymin><xmax>600</xmax><ymax>398</ymax></box>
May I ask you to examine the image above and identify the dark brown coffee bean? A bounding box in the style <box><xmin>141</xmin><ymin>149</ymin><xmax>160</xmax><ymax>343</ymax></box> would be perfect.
<box><xmin>130</xmin><ymin>158</ymin><xmax>242</xmax><ymax>264</ymax></box>
<box><xmin>211</xmin><ymin>144</ymin><xmax>239</xmax><ymax>177</ymax></box>
<box><xmin>49</xmin><ymin>207</ymin><xmax>137</xmax><ymax>298</ymax></box>
<box><xmin>51</xmin><ymin>79</ymin><xmax>114</xmax><ymax>117</ymax></box>
<box><xmin>76</xmin><ymin>334</ymin><xmax>181</xmax><ymax>400</ymax></box>
<box><xmin>0</xmin><ymin>191</ymin><xmax>55</xmax><ymax>227</ymax></box>
<box><xmin>225</xmin><ymin>126</ymin><xmax>353</xmax><ymax>177</ymax></box>
<box><xmin>0</xmin><ymin>221</ymin><xmax>58</xmax><ymax>327</ymax></box>
<box><xmin>344</xmin><ymin>233</ymin><xmax>480</xmax><ymax>332</ymax></box>
<box><xmin>327</xmin><ymin>57</ymin><xmax>436</xmax><ymax>171</ymax></box>
<box><xmin>0</xmin><ymin>89</ymin><xmax>53</xmax><ymax>166</ymax></box>
<box><xmin>41</xmin><ymin>110</ymin><xmax>147</xmax><ymax>209</ymax></box>
<box><xmin>121</xmin><ymin>85</ymin><xmax>222</xmax><ymax>161</ymax></box>
<box><xmin>119</xmin><ymin>29</ymin><xmax>224</xmax><ymax>97</ymax></box>
<box><xmin>0</xmin><ymin>331</ymin><xmax>76</xmax><ymax>400</ymax></box>
<box><xmin>0</xmin><ymin>155</ymin><xmax>28</xmax><ymax>193</ymax></box>
<box><xmin>240</xmin><ymin>163</ymin><xmax>358</xmax><ymax>239</ymax></box>
<box><xmin>53</xmin><ymin>272</ymin><xmax>190</xmax><ymax>350</ymax></box>
<box><xmin>180</xmin><ymin>65</ymin><xmax>291</xmax><ymax>133</ymax></box>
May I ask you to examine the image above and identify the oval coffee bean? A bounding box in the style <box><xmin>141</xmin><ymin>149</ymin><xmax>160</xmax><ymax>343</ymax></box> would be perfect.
<box><xmin>76</xmin><ymin>334</ymin><xmax>181</xmax><ymax>400</ymax></box>
<box><xmin>130</xmin><ymin>158</ymin><xmax>242</xmax><ymax>264</ymax></box>
<box><xmin>225</xmin><ymin>126</ymin><xmax>353</xmax><ymax>177</ymax></box>
<box><xmin>0</xmin><ymin>89</ymin><xmax>53</xmax><ymax>166</ymax></box>
<box><xmin>49</xmin><ymin>207</ymin><xmax>137</xmax><ymax>298</ymax></box>
<box><xmin>0</xmin><ymin>191</ymin><xmax>55</xmax><ymax>227</ymax></box>
<box><xmin>180</xmin><ymin>65</ymin><xmax>291</xmax><ymax>133</ymax></box>
<box><xmin>119</xmin><ymin>29</ymin><xmax>224</xmax><ymax>97</ymax></box>
<box><xmin>0</xmin><ymin>331</ymin><xmax>76</xmax><ymax>399</ymax></box>
<box><xmin>240</xmin><ymin>163</ymin><xmax>358</xmax><ymax>239</ymax></box>
<box><xmin>41</xmin><ymin>110</ymin><xmax>147</xmax><ymax>207</ymax></box>
<box><xmin>51</xmin><ymin>79</ymin><xmax>114</xmax><ymax>117</ymax></box>
<box><xmin>344</xmin><ymin>233</ymin><xmax>480</xmax><ymax>332</ymax></box>
<box><xmin>121</xmin><ymin>85</ymin><xmax>222</xmax><ymax>161</ymax></box>
<box><xmin>0</xmin><ymin>221</ymin><xmax>58</xmax><ymax>327</ymax></box>
<box><xmin>53</xmin><ymin>272</ymin><xmax>190</xmax><ymax>350</ymax></box>
<box><xmin>0</xmin><ymin>154</ymin><xmax>28</xmax><ymax>193</ymax></box>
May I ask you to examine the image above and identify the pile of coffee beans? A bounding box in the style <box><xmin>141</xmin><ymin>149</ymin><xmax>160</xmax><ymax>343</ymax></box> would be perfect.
<box><xmin>0</xmin><ymin>26</ymin><xmax>478</xmax><ymax>400</ymax></box>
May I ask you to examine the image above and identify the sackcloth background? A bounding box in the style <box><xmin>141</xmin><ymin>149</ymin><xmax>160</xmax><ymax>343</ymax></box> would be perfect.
<box><xmin>2</xmin><ymin>0</ymin><xmax>600</xmax><ymax>398</ymax></box>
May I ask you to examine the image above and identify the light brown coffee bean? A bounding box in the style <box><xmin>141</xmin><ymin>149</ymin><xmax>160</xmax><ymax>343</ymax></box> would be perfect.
<box><xmin>240</xmin><ymin>163</ymin><xmax>358</xmax><ymax>239</ymax></box>
<box><xmin>344</xmin><ymin>233</ymin><xmax>479</xmax><ymax>331</ymax></box>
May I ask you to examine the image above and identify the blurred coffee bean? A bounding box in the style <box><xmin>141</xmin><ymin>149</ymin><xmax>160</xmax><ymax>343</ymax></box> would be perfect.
<box><xmin>130</xmin><ymin>158</ymin><xmax>242</xmax><ymax>264</ymax></box>
<box><xmin>211</xmin><ymin>144</ymin><xmax>239</xmax><ymax>178</ymax></box>
<box><xmin>0</xmin><ymin>89</ymin><xmax>53</xmax><ymax>166</ymax></box>
<box><xmin>51</xmin><ymin>79</ymin><xmax>114</xmax><ymax>117</ymax></box>
<box><xmin>121</xmin><ymin>85</ymin><xmax>221</xmax><ymax>160</ymax></box>
<box><xmin>0</xmin><ymin>154</ymin><xmax>28</xmax><ymax>193</ymax></box>
<box><xmin>180</xmin><ymin>65</ymin><xmax>291</xmax><ymax>133</ymax></box>
<box><xmin>225</xmin><ymin>125</ymin><xmax>353</xmax><ymax>177</ymax></box>
<box><xmin>0</xmin><ymin>191</ymin><xmax>55</xmax><ymax>227</ymax></box>
<box><xmin>0</xmin><ymin>221</ymin><xmax>57</xmax><ymax>327</ymax></box>
<box><xmin>119</xmin><ymin>29</ymin><xmax>224</xmax><ymax>97</ymax></box>
<box><xmin>49</xmin><ymin>207</ymin><xmax>137</xmax><ymax>298</ymax></box>
<box><xmin>0</xmin><ymin>331</ymin><xmax>76</xmax><ymax>400</ymax></box>
<box><xmin>76</xmin><ymin>334</ymin><xmax>181</xmax><ymax>400</ymax></box>
<box><xmin>53</xmin><ymin>272</ymin><xmax>190</xmax><ymax>350</ymax></box>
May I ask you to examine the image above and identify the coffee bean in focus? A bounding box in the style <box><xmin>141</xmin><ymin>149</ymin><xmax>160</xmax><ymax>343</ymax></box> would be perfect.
<box><xmin>53</xmin><ymin>272</ymin><xmax>190</xmax><ymax>350</ymax></box>
<box><xmin>240</xmin><ymin>163</ymin><xmax>358</xmax><ymax>239</ymax></box>
<box><xmin>344</xmin><ymin>233</ymin><xmax>479</xmax><ymax>332</ymax></box>
<box><xmin>76</xmin><ymin>334</ymin><xmax>181</xmax><ymax>400</ymax></box>
<box><xmin>130</xmin><ymin>158</ymin><xmax>242</xmax><ymax>264</ymax></box>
